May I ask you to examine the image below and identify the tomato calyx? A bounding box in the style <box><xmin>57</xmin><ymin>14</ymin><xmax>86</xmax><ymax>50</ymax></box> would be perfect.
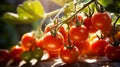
<box><xmin>75</xmin><ymin>15</ymin><xmax>83</xmax><ymax>27</ymax></box>
<box><xmin>84</xmin><ymin>6</ymin><xmax>94</xmax><ymax>18</ymax></box>
<box><xmin>96</xmin><ymin>33</ymin><xmax>105</xmax><ymax>40</ymax></box>
<box><xmin>111</xmin><ymin>40</ymin><xmax>120</xmax><ymax>47</ymax></box>
<box><xmin>94</xmin><ymin>0</ymin><xmax>105</xmax><ymax>13</ymax></box>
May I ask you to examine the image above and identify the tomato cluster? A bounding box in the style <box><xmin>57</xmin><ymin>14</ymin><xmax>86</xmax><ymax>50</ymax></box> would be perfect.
<box><xmin>1</xmin><ymin>10</ymin><xmax>120</xmax><ymax>66</ymax></box>
<box><xmin>32</xmin><ymin>11</ymin><xmax>119</xmax><ymax>64</ymax></box>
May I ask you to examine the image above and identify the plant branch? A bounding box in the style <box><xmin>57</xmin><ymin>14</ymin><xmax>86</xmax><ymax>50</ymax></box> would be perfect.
<box><xmin>60</xmin><ymin>0</ymin><xmax>94</xmax><ymax>24</ymax></box>
<box><xmin>45</xmin><ymin>8</ymin><xmax>61</xmax><ymax>18</ymax></box>
<box><xmin>112</xmin><ymin>15</ymin><xmax>120</xmax><ymax>41</ymax></box>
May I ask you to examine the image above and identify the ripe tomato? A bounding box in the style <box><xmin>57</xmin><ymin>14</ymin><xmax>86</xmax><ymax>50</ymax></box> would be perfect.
<box><xmin>43</xmin><ymin>32</ymin><xmax>64</xmax><ymax>51</ymax></box>
<box><xmin>47</xmin><ymin>49</ymin><xmax>60</xmax><ymax>58</ymax></box>
<box><xmin>44</xmin><ymin>23</ymin><xmax>55</xmax><ymax>33</ymax></box>
<box><xmin>104</xmin><ymin>44</ymin><xmax>120</xmax><ymax>61</ymax></box>
<box><xmin>84</xmin><ymin>17</ymin><xmax>98</xmax><ymax>33</ymax></box>
<box><xmin>69</xmin><ymin>14</ymin><xmax>83</xmax><ymax>26</ymax></box>
<box><xmin>91</xmin><ymin>12</ymin><xmax>112</xmax><ymax>30</ymax></box>
<box><xmin>44</xmin><ymin>23</ymin><xmax>68</xmax><ymax>39</ymax></box>
<box><xmin>75</xmin><ymin>40</ymin><xmax>90</xmax><ymax>55</ymax></box>
<box><xmin>69</xmin><ymin>25</ymin><xmax>89</xmax><ymax>43</ymax></box>
<box><xmin>21</xmin><ymin>32</ymin><xmax>35</xmax><ymax>51</ymax></box>
<box><xmin>0</xmin><ymin>49</ymin><xmax>11</xmax><ymax>65</ymax></box>
<box><xmin>59</xmin><ymin>46</ymin><xmax>79</xmax><ymax>64</ymax></box>
<box><xmin>90</xmin><ymin>38</ymin><xmax>109</xmax><ymax>56</ymax></box>
<box><xmin>10</xmin><ymin>45</ymin><xmax>25</xmax><ymax>64</ymax></box>
<box><xmin>35</xmin><ymin>38</ymin><xmax>44</xmax><ymax>49</ymax></box>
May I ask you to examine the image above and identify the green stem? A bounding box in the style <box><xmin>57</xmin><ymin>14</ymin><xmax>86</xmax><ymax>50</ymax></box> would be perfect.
<box><xmin>45</xmin><ymin>8</ymin><xmax>61</xmax><ymax>18</ymax></box>
<box><xmin>60</xmin><ymin>0</ymin><xmax>94</xmax><ymax>24</ymax></box>
<box><xmin>112</xmin><ymin>15</ymin><xmax>120</xmax><ymax>42</ymax></box>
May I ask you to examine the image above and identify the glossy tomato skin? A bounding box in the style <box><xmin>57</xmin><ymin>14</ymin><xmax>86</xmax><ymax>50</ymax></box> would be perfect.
<box><xmin>43</xmin><ymin>32</ymin><xmax>64</xmax><ymax>51</ymax></box>
<box><xmin>47</xmin><ymin>49</ymin><xmax>60</xmax><ymax>58</ymax></box>
<box><xmin>35</xmin><ymin>38</ymin><xmax>44</xmax><ymax>49</ymax></box>
<box><xmin>59</xmin><ymin>47</ymin><xmax>79</xmax><ymax>64</ymax></box>
<box><xmin>104</xmin><ymin>44</ymin><xmax>120</xmax><ymax>61</ymax></box>
<box><xmin>70</xmin><ymin>25</ymin><xmax>89</xmax><ymax>43</ymax></box>
<box><xmin>44</xmin><ymin>23</ymin><xmax>54</xmax><ymax>33</ymax></box>
<box><xmin>91</xmin><ymin>12</ymin><xmax>112</xmax><ymax>30</ymax></box>
<box><xmin>91</xmin><ymin>38</ymin><xmax>109</xmax><ymax>56</ymax></box>
<box><xmin>75</xmin><ymin>40</ymin><xmax>90</xmax><ymax>55</ymax></box>
<box><xmin>10</xmin><ymin>45</ymin><xmax>25</xmax><ymax>64</ymax></box>
<box><xmin>0</xmin><ymin>50</ymin><xmax>11</xmax><ymax>65</ymax></box>
<box><xmin>21</xmin><ymin>32</ymin><xmax>35</xmax><ymax>51</ymax></box>
<box><xmin>84</xmin><ymin>17</ymin><xmax>98</xmax><ymax>33</ymax></box>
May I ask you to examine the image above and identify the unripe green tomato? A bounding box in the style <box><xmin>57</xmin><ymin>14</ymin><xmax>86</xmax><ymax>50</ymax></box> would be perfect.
<box><xmin>32</xmin><ymin>47</ymin><xmax>43</xmax><ymax>60</ymax></box>
<box><xmin>21</xmin><ymin>51</ymin><xmax>33</xmax><ymax>62</ymax></box>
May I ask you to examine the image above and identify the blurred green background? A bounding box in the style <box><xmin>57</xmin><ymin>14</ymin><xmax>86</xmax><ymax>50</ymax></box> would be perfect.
<box><xmin>0</xmin><ymin>0</ymin><xmax>61</xmax><ymax>49</ymax></box>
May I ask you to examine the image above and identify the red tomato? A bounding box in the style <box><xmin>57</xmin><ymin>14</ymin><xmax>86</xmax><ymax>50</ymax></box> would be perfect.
<box><xmin>69</xmin><ymin>25</ymin><xmax>89</xmax><ymax>43</ymax></box>
<box><xmin>69</xmin><ymin>14</ymin><xmax>83</xmax><ymax>26</ymax></box>
<box><xmin>44</xmin><ymin>23</ymin><xmax>55</xmax><ymax>33</ymax></box>
<box><xmin>91</xmin><ymin>12</ymin><xmax>112</xmax><ymax>30</ymax></box>
<box><xmin>59</xmin><ymin>47</ymin><xmax>79</xmax><ymax>64</ymax></box>
<box><xmin>104</xmin><ymin>44</ymin><xmax>120</xmax><ymax>61</ymax></box>
<box><xmin>21</xmin><ymin>32</ymin><xmax>35</xmax><ymax>51</ymax></box>
<box><xmin>35</xmin><ymin>38</ymin><xmax>44</xmax><ymax>49</ymax></box>
<box><xmin>75</xmin><ymin>40</ymin><xmax>90</xmax><ymax>55</ymax></box>
<box><xmin>0</xmin><ymin>49</ymin><xmax>11</xmax><ymax>65</ymax></box>
<box><xmin>44</xmin><ymin>23</ymin><xmax>67</xmax><ymax>39</ymax></box>
<box><xmin>90</xmin><ymin>38</ymin><xmax>109</xmax><ymax>56</ymax></box>
<box><xmin>43</xmin><ymin>32</ymin><xmax>64</xmax><ymax>51</ymax></box>
<box><xmin>47</xmin><ymin>49</ymin><xmax>60</xmax><ymax>58</ymax></box>
<box><xmin>84</xmin><ymin>17</ymin><xmax>98</xmax><ymax>33</ymax></box>
<box><xmin>10</xmin><ymin>45</ymin><xmax>25</xmax><ymax>64</ymax></box>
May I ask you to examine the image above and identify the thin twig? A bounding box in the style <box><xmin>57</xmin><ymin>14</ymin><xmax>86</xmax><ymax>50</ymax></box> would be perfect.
<box><xmin>60</xmin><ymin>0</ymin><xmax>94</xmax><ymax>24</ymax></box>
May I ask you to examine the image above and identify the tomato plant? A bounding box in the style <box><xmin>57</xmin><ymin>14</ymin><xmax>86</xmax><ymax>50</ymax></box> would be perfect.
<box><xmin>59</xmin><ymin>46</ymin><xmax>79</xmax><ymax>64</ymax></box>
<box><xmin>1</xmin><ymin>0</ymin><xmax>120</xmax><ymax>65</ymax></box>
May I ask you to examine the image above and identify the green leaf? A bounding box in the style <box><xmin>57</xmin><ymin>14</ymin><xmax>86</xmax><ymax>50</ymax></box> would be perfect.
<box><xmin>51</xmin><ymin>0</ymin><xmax>72</xmax><ymax>6</ymax></box>
<box><xmin>17</xmin><ymin>5</ymin><xmax>36</xmax><ymax>21</ymax></box>
<box><xmin>2</xmin><ymin>0</ymin><xmax>45</xmax><ymax>24</ymax></box>
<box><xmin>64</xmin><ymin>2</ymin><xmax>74</xmax><ymax>18</ymax></box>
<box><xmin>98</xmin><ymin>0</ymin><xmax>113</xmax><ymax>7</ymax></box>
<box><xmin>17</xmin><ymin>0</ymin><xmax>45</xmax><ymax>21</ymax></box>
<box><xmin>2</xmin><ymin>12</ymin><xmax>35</xmax><ymax>24</ymax></box>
